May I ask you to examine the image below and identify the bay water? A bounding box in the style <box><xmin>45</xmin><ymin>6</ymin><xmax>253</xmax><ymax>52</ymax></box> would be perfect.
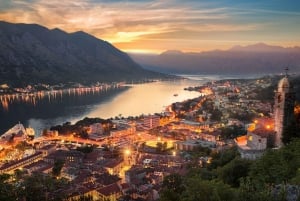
<box><xmin>0</xmin><ymin>74</ymin><xmax>260</xmax><ymax>135</ymax></box>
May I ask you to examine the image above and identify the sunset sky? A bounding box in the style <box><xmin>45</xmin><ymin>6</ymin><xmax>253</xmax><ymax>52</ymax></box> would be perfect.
<box><xmin>1</xmin><ymin>0</ymin><xmax>300</xmax><ymax>54</ymax></box>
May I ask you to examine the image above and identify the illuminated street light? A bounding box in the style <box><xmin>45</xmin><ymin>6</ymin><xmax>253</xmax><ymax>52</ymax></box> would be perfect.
<box><xmin>124</xmin><ymin>148</ymin><xmax>132</xmax><ymax>166</ymax></box>
<box><xmin>124</xmin><ymin>149</ymin><xmax>131</xmax><ymax>156</ymax></box>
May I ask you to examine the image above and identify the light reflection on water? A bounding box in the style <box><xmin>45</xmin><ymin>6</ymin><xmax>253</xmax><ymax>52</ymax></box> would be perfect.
<box><xmin>1</xmin><ymin>74</ymin><xmax>258</xmax><ymax>135</ymax></box>
<box><xmin>27</xmin><ymin>79</ymin><xmax>204</xmax><ymax>135</ymax></box>
<box><xmin>86</xmin><ymin>80</ymin><xmax>202</xmax><ymax>119</ymax></box>
<box><xmin>0</xmin><ymin>84</ymin><xmax>119</xmax><ymax>111</ymax></box>
<box><xmin>0</xmin><ymin>85</ymin><xmax>127</xmax><ymax>135</ymax></box>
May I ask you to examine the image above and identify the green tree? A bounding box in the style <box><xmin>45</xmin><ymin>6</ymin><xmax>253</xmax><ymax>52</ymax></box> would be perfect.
<box><xmin>250</xmin><ymin>149</ymin><xmax>290</xmax><ymax>185</ymax></box>
<box><xmin>282</xmin><ymin>119</ymin><xmax>300</xmax><ymax>145</ymax></box>
<box><xmin>0</xmin><ymin>174</ymin><xmax>16</xmax><ymax>201</ymax></box>
<box><xmin>221</xmin><ymin>125</ymin><xmax>246</xmax><ymax>139</ymax></box>
<box><xmin>78</xmin><ymin>129</ymin><xmax>89</xmax><ymax>139</ymax></box>
<box><xmin>291</xmin><ymin>168</ymin><xmax>300</xmax><ymax>185</ymax></box>
<box><xmin>249</xmin><ymin>139</ymin><xmax>300</xmax><ymax>185</ymax></box>
<box><xmin>160</xmin><ymin>188</ymin><xmax>181</xmax><ymax>201</ymax></box>
<box><xmin>218</xmin><ymin>158</ymin><xmax>252</xmax><ymax>187</ymax></box>
<box><xmin>17</xmin><ymin>173</ymin><xmax>68</xmax><ymax>201</ymax></box>
<box><xmin>162</xmin><ymin>173</ymin><xmax>185</xmax><ymax>194</ymax></box>
<box><xmin>163</xmin><ymin>141</ymin><xmax>168</xmax><ymax>151</ymax></box>
<box><xmin>42</xmin><ymin>128</ymin><xmax>48</xmax><ymax>136</ymax></box>
<box><xmin>181</xmin><ymin>177</ymin><xmax>213</xmax><ymax>201</ymax></box>
<box><xmin>238</xmin><ymin>177</ymin><xmax>272</xmax><ymax>201</ymax></box>
<box><xmin>180</xmin><ymin>177</ymin><xmax>237</xmax><ymax>201</ymax></box>
<box><xmin>160</xmin><ymin>173</ymin><xmax>185</xmax><ymax>201</ymax></box>
<box><xmin>76</xmin><ymin>145</ymin><xmax>94</xmax><ymax>153</ymax></box>
<box><xmin>52</xmin><ymin>159</ymin><xmax>65</xmax><ymax>177</ymax></box>
<box><xmin>210</xmin><ymin>108</ymin><xmax>223</xmax><ymax>121</ymax></box>
<box><xmin>209</xmin><ymin>147</ymin><xmax>239</xmax><ymax>170</ymax></box>
<box><xmin>156</xmin><ymin>142</ymin><xmax>163</xmax><ymax>153</ymax></box>
<box><xmin>14</xmin><ymin>168</ymin><xmax>27</xmax><ymax>180</ymax></box>
<box><xmin>229</xmin><ymin>111</ymin><xmax>256</xmax><ymax>122</ymax></box>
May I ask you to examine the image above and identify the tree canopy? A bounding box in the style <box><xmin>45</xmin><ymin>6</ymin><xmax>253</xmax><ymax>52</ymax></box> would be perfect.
<box><xmin>159</xmin><ymin>139</ymin><xmax>300</xmax><ymax>201</ymax></box>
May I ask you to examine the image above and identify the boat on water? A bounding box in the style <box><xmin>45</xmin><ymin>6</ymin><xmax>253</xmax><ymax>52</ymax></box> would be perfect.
<box><xmin>173</xmin><ymin>94</ymin><xmax>178</xmax><ymax>97</ymax></box>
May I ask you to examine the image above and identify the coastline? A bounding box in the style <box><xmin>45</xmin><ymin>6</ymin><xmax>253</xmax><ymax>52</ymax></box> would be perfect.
<box><xmin>0</xmin><ymin>74</ymin><xmax>265</xmax><ymax>136</ymax></box>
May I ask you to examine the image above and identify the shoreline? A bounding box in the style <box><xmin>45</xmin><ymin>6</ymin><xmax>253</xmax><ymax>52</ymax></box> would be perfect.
<box><xmin>1</xmin><ymin>74</ymin><xmax>270</xmax><ymax>136</ymax></box>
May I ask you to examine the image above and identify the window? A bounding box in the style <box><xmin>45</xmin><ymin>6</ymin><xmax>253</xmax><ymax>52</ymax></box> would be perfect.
<box><xmin>278</xmin><ymin>95</ymin><xmax>281</xmax><ymax>103</ymax></box>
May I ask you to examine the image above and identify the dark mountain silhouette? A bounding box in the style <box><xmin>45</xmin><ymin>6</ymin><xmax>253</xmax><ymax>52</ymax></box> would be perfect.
<box><xmin>130</xmin><ymin>43</ymin><xmax>300</xmax><ymax>75</ymax></box>
<box><xmin>0</xmin><ymin>21</ymin><xmax>168</xmax><ymax>87</ymax></box>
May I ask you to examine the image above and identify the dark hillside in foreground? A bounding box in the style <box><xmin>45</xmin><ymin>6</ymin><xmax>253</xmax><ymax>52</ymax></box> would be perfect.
<box><xmin>0</xmin><ymin>21</ymin><xmax>168</xmax><ymax>87</ymax></box>
<box><xmin>292</xmin><ymin>75</ymin><xmax>300</xmax><ymax>101</ymax></box>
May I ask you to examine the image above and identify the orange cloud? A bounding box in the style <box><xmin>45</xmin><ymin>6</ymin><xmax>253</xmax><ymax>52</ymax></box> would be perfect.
<box><xmin>0</xmin><ymin>0</ymin><xmax>299</xmax><ymax>53</ymax></box>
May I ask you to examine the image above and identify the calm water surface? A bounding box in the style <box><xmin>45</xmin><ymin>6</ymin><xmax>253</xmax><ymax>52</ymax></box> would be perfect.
<box><xmin>1</xmin><ymin>74</ymin><xmax>260</xmax><ymax>135</ymax></box>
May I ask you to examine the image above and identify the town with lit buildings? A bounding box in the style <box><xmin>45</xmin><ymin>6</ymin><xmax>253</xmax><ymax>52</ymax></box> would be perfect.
<box><xmin>0</xmin><ymin>74</ymin><xmax>299</xmax><ymax>201</ymax></box>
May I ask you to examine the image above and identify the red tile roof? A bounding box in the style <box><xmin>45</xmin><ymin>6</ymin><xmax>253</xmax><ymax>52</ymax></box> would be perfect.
<box><xmin>97</xmin><ymin>183</ymin><xmax>121</xmax><ymax>196</ymax></box>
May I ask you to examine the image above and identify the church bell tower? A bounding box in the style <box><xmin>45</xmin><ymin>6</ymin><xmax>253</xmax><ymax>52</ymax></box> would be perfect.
<box><xmin>274</xmin><ymin>68</ymin><xmax>295</xmax><ymax>147</ymax></box>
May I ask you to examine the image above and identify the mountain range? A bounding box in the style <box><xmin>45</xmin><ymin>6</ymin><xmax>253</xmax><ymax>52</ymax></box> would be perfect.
<box><xmin>1</xmin><ymin>20</ymin><xmax>299</xmax><ymax>87</ymax></box>
<box><xmin>129</xmin><ymin>43</ymin><xmax>300</xmax><ymax>75</ymax></box>
<box><xmin>0</xmin><ymin>21</ymin><xmax>167</xmax><ymax>87</ymax></box>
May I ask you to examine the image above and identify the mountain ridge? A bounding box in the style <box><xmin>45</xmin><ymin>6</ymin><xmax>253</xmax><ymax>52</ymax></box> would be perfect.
<box><xmin>0</xmin><ymin>21</ymin><xmax>168</xmax><ymax>87</ymax></box>
<box><xmin>130</xmin><ymin>43</ymin><xmax>300</xmax><ymax>74</ymax></box>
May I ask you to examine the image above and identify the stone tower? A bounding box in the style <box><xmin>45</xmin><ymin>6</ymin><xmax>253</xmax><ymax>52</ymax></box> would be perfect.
<box><xmin>274</xmin><ymin>71</ymin><xmax>295</xmax><ymax>147</ymax></box>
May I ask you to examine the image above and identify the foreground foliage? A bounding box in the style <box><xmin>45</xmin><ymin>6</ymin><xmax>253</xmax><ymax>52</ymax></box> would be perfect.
<box><xmin>160</xmin><ymin>139</ymin><xmax>300</xmax><ymax>201</ymax></box>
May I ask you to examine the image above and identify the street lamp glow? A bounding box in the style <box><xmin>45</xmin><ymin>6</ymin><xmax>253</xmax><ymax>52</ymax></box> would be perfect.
<box><xmin>124</xmin><ymin>149</ymin><xmax>131</xmax><ymax>155</ymax></box>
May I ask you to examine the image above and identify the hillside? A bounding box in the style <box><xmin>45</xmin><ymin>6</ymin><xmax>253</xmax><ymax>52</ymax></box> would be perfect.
<box><xmin>130</xmin><ymin>43</ymin><xmax>300</xmax><ymax>75</ymax></box>
<box><xmin>0</xmin><ymin>21</ymin><xmax>167</xmax><ymax>87</ymax></box>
